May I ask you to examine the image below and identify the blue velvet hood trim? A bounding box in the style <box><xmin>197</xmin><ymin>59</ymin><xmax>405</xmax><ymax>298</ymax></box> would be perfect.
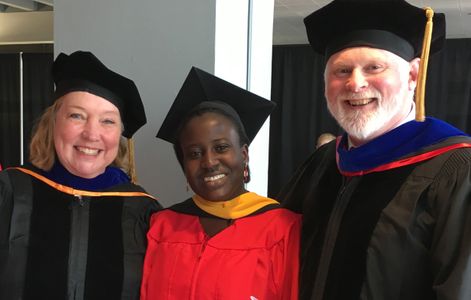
<box><xmin>42</xmin><ymin>161</ymin><xmax>130</xmax><ymax>191</ymax></box>
<box><xmin>337</xmin><ymin>117</ymin><xmax>469</xmax><ymax>173</ymax></box>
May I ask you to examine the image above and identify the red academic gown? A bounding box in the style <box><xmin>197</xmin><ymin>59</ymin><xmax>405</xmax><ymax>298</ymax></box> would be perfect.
<box><xmin>141</xmin><ymin>199</ymin><xmax>300</xmax><ymax>300</ymax></box>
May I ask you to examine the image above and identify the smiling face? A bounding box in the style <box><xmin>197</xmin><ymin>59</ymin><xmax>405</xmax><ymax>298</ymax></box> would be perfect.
<box><xmin>179</xmin><ymin>112</ymin><xmax>248</xmax><ymax>202</ymax></box>
<box><xmin>324</xmin><ymin>47</ymin><xmax>419</xmax><ymax>146</ymax></box>
<box><xmin>53</xmin><ymin>91</ymin><xmax>122</xmax><ymax>178</ymax></box>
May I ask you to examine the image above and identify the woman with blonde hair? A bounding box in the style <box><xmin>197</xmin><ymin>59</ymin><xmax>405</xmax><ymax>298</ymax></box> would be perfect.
<box><xmin>0</xmin><ymin>51</ymin><xmax>161</xmax><ymax>300</ymax></box>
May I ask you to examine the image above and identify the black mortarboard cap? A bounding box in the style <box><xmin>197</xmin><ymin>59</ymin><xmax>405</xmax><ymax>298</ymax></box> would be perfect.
<box><xmin>304</xmin><ymin>0</ymin><xmax>446</xmax><ymax>60</ymax></box>
<box><xmin>52</xmin><ymin>51</ymin><xmax>146</xmax><ymax>138</ymax></box>
<box><xmin>157</xmin><ymin>67</ymin><xmax>276</xmax><ymax>144</ymax></box>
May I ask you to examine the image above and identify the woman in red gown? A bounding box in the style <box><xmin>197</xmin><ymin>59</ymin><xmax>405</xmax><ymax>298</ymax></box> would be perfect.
<box><xmin>141</xmin><ymin>67</ymin><xmax>300</xmax><ymax>300</ymax></box>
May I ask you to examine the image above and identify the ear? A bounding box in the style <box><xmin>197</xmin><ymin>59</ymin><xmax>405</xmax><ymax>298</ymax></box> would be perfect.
<box><xmin>408</xmin><ymin>57</ymin><xmax>420</xmax><ymax>90</ymax></box>
<box><xmin>241</xmin><ymin>144</ymin><xmax>249</xmax><ymax>164</ymax></box>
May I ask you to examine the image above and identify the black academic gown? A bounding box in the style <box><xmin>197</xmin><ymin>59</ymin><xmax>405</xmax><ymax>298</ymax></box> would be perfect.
<box><xmin>0</xmin><ymin>166</ymin><xmax>161</xmax><ymax>300</ymax></box>
<box><xmin>281</xmin><ymin>135</ymin><xmax>471</xmax><ymax>300</ymax></box>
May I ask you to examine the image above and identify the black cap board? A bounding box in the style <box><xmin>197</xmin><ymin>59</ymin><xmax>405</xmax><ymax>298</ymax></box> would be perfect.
<box><xmin>304</xmin><ymin>0</ymin><xmax>446</xmax><ymax>60</ymax></box>
<box><xmin>52</xmin><ymin>51</ymin><xmax>146</xmax><ymax>138</ymax></box>
<box><xmin>157</xmin><ymin>67</ymin><xmax>276</xmax><ymax>144</ymax></box>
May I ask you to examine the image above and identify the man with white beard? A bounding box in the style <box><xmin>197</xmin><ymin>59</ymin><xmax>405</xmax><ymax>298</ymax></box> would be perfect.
<box><xmin>280</xmin><ymin>0</ymin><xmax>471</xmax><ymax>299</ymax></box>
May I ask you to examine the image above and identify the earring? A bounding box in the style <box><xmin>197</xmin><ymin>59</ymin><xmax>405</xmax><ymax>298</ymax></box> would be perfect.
<box><xmin>243</xmin><ymin>162</ymin><xmax>249</xmax><ymax>183</ymax></box>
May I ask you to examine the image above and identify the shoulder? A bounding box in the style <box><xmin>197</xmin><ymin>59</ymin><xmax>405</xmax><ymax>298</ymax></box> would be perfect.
<box><xmin>402</xmin><ymin>136</ymin><xmax>471</xmax><ymax>181</ymax></box>
<box><xmin>0</xmin><ymin>170</ymin><xmax>13</xmax><ymax>207</ymax></box>
<box><xmin>426</xmin><ymin>144</ymin><xmax>471</xmax><ymax>180</ymax></box>
<box><xmin>243</xmin><ymin>208</ymin><xmax>301</xmax><ymax>232</ymax></box>
<box><xmin>279</xmin><ymin>141</ymin><xmax>338</xmax><ymax>212</ymax></box>
<box><xmin>107</xmin><ymin>181</ymin><xmax>149</xmax><ymax>193</ymax></box>
<box><xmin>0</xmin><ymin>167</ymin><xmax>36</xmax><ymax>210</ymax></box>
<box><xmin>148</xmin><ymin>209</ymin><xmax>199</xmax><ymax>240</ymax></box>
<box><xmin>0</xmin><ymin>167</ymin><xmax>34</xmax><ymax>190</ymax></box>
<box><xmin>105</xmin><ymin>182</ymin><xmax>163</xmax><ymax>212</ymax></box>
<box><xmin>108</xmin><ymin>182</ymin><xmax>159</xmax><ymax>200</ymax></box>
<box><xmin>261</xmin><ymin>207</ymin><xmax>301</xmax><ymax>222</ymax></box>
<box><xmin>412</xmin><ymin>145</ymin><xmax>471</xmax><ymax>212</ymax></box>
<box><xmin>150</xmin><ymin>205</ymin><xmax>200</xmax><ymax>227</ymax></box>
<box><xmin>431</xmin><ymin>147</ymin><xmax>471</xmax><ymax>189</ymax></box>
<box><xmin>0</xmin><ymin>169</ymin><xmax>12</xmax><ymax>185</ymax></box>
<box><xmin>229</xmin><ymin>208</ymin><xmax>301</xmax><ymax>248</ymax></box>
<box><xmin>297</xmin><ymin>139</ymin><xmax>337</xmax><ymax>174</ymax></box>
<box><xmin>152</xmin><ymin>208</ymin><xmax>187</xmax><ymax>220</ymax></box>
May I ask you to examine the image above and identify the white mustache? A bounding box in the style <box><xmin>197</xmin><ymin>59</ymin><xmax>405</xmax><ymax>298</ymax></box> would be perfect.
<box><xmin>339</xmin><ymin>91</ymin><xmax>382</xmax><ymax>100</ymax></box>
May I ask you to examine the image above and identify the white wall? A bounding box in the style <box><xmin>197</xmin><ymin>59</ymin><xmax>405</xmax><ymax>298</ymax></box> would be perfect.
<box><xmin>55</xmin><ymin>0</ymin><xmax>274</xmax><ymax>207</ymax></box>
<box><xmin>214</xmin><ymin>0</ymin><xmax>274</xmax><ymax>196</ymax></box>
<box><xmin>55</xmin><ymin>0</ymin><xmax>215</xmax><ymax>207</ymax></box>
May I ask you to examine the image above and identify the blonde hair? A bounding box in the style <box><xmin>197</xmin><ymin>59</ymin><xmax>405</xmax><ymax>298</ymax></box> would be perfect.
<box><xmin>29</xmin><ymin>98</ymin><xmax>130</xmax><ymax>174</ymax></box>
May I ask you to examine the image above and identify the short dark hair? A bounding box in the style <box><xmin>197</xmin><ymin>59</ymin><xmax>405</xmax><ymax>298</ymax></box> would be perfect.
<box><xmin>174</xmin><ymin>103</ymin><xmax>249</xmax><ymax>161</ymax></box>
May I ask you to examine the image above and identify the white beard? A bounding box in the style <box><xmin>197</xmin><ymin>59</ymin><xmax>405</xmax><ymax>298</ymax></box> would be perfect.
<box><xmin>328</xmin><ymin>87</ymin><xmax>412</xmax><ymax>142</ymax></box>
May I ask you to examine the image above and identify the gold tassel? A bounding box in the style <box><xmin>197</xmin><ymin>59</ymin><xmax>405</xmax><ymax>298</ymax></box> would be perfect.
<box><xmin>415</xmin><ymin>7</ymin><xmax>434</xmax><ymax>122</ymax></box>
<box><xmin>127</xmin><ymin>138</ymin><xmax>137</xmax><ymax>183</ymax></box>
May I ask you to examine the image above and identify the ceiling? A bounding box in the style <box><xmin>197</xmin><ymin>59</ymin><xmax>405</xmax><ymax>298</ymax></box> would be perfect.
<box><xmin>0</xmin><ymin>0</ymin><xmax>52</xmax><ymax>12</ymax></box>
<box><xmin>273</xmin><ymin>0</ymin><xmax>471</xmax><ymax>45</ymax></box>
<box><xmin>0</xmin><ymin>0</ymin><xmax>470</xmax><ymax>46</ymax></box>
